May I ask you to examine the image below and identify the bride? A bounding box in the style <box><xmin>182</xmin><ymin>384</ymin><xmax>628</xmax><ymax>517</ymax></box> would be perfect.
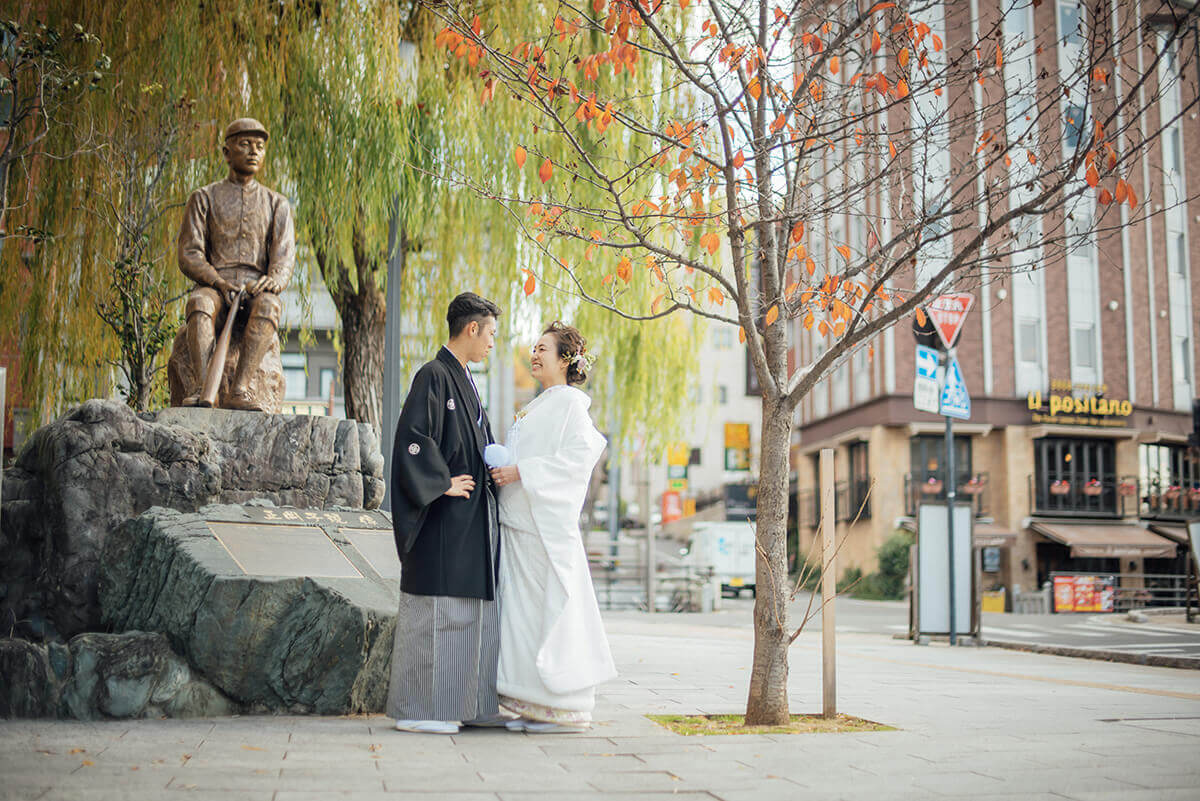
<box><xmin>488</xmin><ymin>321</ymin><xmax>616</xmax><ymax>733</ymax></box>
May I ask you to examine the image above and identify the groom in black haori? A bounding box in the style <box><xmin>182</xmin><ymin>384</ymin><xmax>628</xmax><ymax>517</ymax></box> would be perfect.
<box><xmin>387</xmin><ymin>292</ymin><xmax>506</xmax><ymax>734</ymax></box>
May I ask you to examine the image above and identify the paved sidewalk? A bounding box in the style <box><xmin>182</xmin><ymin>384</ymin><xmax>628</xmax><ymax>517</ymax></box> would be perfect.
<box><xmin>3</xmin><ymin>610</ymin><xmax>1200</xmax><ymax>800</ymax></box>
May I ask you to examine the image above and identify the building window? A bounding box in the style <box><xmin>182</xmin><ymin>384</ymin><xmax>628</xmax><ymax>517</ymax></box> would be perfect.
<box><xmin>689</xmin><ymin>447</ymin><xmax>702</xmax><ymax>466</ymax></box>
<box><xmin>1033</xmin><ymin>437</ymin><xmax>1117</xmax><ymax>516</ymax></box>
<box><xmin>320</xmin><ymin>368</ymin><xmax>337</xmax><ymax>401</ymax></box>
<box><xmin>1139</xmin><ymin>443</ymin><xmax>1200</xmax><ymax>520</ymax></box>
<box><xmin>848</xmin><ymin>441</ymin><xmax>871</xmax><ymax>519</ymax></box>
<box><xmin>282</xmin><ymin>353</ymin><xmax>307</xmax><ymax>400</ymax></box>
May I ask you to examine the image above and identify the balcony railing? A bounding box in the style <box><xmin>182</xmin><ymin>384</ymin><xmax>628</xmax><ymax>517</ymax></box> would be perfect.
<box><xmin>798</xmin><ymin>478</ymin><xmax>872</xmax><ymax>528</ymax></box>
<box><xmin>1138</xmin><ymin>479</ymin><xmax>1200</xmax><ymax>521</ymax></box>
<box><xmin>1028</xmin><ymin>475</ymin><xmax>1132</xmax><ymax>518</ymax></box>
<box><xmin>903</xmin><ymin>472</ymin><xmax>989</xmax><ymax>518</ymax></box>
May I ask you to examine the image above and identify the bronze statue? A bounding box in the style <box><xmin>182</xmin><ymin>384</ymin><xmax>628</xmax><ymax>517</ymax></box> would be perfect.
<box><xmin>167</xmin><ymin>118</ymin><xmax>295</xmax><ymax>412</ymax></box>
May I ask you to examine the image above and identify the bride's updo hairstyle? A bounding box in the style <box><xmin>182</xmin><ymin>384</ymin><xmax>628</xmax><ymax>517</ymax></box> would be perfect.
<box><xmin>543</xmin><ymin>321</ymin><xmax>589</xmax><ymax>386</ymax></box>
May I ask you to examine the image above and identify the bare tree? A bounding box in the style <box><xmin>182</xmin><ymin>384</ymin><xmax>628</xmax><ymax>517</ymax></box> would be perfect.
<box><xmin>92</xmin><ymin>90</ymin><xmax>196</xmax><ymax>411</ymax></box>
<box><xmin>423</xmin><ymin>0</ymin><xmax>1199</xmax><ymax>723</ymax></box>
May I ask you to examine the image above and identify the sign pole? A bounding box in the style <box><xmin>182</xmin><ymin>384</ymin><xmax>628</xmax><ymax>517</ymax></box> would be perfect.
<box><xmin>945</xmin><ymin>387</ymin><xmax>957</xmax><ymax>646</ymax></box>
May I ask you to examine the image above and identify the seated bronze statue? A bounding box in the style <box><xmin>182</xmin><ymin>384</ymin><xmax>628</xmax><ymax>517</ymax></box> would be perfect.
<box><xmin>167</xmin><ymin>118</ymin><xmax>295</xmax><ymax>412</ymax></box>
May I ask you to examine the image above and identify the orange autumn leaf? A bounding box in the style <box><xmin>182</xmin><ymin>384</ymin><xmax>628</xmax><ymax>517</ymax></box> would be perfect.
<box><xmin>818</xmin><ymin>320</ymin><xmax>830</xmax><ymax>336</ymax></box>
<box><xmin>747</xmin><ymin>77</ymin><xmax>761</xmax><ymax>100</ymax></box>
<box><xmin>1098</xmin><ymin>188</ymin><xmax>1113</xmax><ymax>205</ymax></box>
<box><xmin>1085</xmin><ymin>164</ymin><xmax>1100</xmax><ymax>188</ymax></box>
<box><xmin>898</xmin><ymin>48</ymin><xmax>909</xmax><ymax>68</ymax></box>
<box><xmin>539</xmin><ymin>158</ymin><xmax>554</xmax><ymax>183</ymax></box>
<box><xmin>1027</xmin><ymin>151</ymin><xmax>1037</xmax><ymax>165</ymax></box>
<box><xmin>805</xmin><ymin>257</ymin><xmax>815</xmax><ymax>275</ymax></box>
<box><xmin>708</xmin><ymin>286</ymin><xmax>725</xmax><ymax>305</ymax></box>
<box><xmin>791</xmin><ymin>220</ymin><xmax>805</xmax><ymax>242</ymax></box>
<box><xmin>733</xmin><ymin>149</ymin><xmax>745</xmax><ymax>168</ymax></box>
<box><xmin>803</xmin><ymin>311</ymin><xmax>814</xmax><ymax>330</ymax></box>
<box><xmin>523</xmin><ymin>272</ymin><xmax>536</xmax><ymax>296</ymax></box>
<box><xmin>514</xmin><ymin>146</ymin><xmax>527</xmax><ymax>168</ymax></box>
<box><xmin>829</xmin><ymin>55</ymin><xmax>840</xmax><ymax>75</ymax></box>
<box><xmin>738</xmin><ymin>326</ymin><xmax>747</xmax><ymax>344</ymax></box>
<box><xmin>915</xmin><ymin>308</ymin><xmax>927</xmax><ymax>327</ymax></box>
<box><xmin>888</xmin><ymin>140</ymin><xmax>897</xmax><ymax>159</ymax></box>
<box><xmin>871</xmin><ymin>30</ymin><xmax>881</xmax><ymax>54</ymax></box>
<box><xmin>617</xmin><ymin>257</ymin><xmax>632</xmax><ymax>283</ymax></box>
<box><xmin>651</xmin><ymin>294</ymin><xmax>664</xmax><ymax>313</ymax></box>
<box><xmin>1126</xmin><ymin>182</ymin><xmax>1138</xmax><ymax>209</ymax></box>
<box><xmin>834</xmin><ymin>321</ymin><xmax>846</xmax><ymax>337</ymax></box>
<box><xmin>765</xmin><ymin>305</ymin><xmax>780</xmax><ymax>326</ymax></box>
<box><xmin>835</xmin><ymin>244</ymin><xmax>851</xmax><ymax>260</ymax></box>
<box><xmin>1114</xmin><ymin>179</ymin><xmax>1128</xmax><ymax>204</ymax></box>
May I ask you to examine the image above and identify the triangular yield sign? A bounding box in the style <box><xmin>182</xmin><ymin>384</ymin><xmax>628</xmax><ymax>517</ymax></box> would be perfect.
<box><xmin>927</xmin><ymin>293</ymin><xmax>975</xmax><ymax>350</ymax></box>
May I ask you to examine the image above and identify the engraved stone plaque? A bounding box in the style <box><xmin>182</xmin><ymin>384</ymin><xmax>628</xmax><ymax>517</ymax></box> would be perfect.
<box><xmin>341</xmin><ymin>528</ymin><xmax>402</xmax><ymax>580</ymax></box>
<box><xmin>208</xmin><ymin>522</ymin><xmax>362</xmax><ymax>578</ymax></box>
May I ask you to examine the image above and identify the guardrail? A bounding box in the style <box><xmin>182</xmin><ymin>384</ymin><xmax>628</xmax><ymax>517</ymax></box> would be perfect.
<box><xmin>1049</xmin><ymin>571</ymin><xmax>1191</xmax><ymax>612</ymax></box>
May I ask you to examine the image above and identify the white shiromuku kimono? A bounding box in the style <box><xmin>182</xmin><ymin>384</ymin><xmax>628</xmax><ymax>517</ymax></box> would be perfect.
<box><xmin>496</xmin><ymin>384</ymin><xmax>616</xmax><ymax>724</ymax></box>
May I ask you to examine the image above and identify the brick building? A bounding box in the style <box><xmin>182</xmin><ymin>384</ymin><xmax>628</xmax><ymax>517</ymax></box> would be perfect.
<box><xmin>791</xmin><ymin>0</ymin><xmax>1199</xmax><ymax>603</ymax></box>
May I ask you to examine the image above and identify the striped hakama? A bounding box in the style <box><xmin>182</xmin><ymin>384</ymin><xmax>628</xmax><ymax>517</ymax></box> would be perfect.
<box><xmin>386</xmin><ymin>497</ymin><xmax>500</xmax><ymax>723</ymax></box>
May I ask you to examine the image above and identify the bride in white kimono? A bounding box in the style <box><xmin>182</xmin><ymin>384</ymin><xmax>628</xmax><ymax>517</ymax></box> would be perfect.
<box><xmin>488</xmin><ymin>322</ymin><xmax>616</xmax><ymax>733</ymax></box>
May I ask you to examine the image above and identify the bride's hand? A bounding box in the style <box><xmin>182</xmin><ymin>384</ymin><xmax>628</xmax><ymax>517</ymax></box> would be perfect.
<box><xmin>490</xmin><ymin>465</ymin><xmax>521</xmax><ymax>487</ymax></box>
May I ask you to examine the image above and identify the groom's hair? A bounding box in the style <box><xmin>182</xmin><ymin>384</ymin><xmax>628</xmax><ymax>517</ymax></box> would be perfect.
<box><xmin>447</xmin><ymin>292</ymin><xmax>502</xmax><ymax>338</ymax></box>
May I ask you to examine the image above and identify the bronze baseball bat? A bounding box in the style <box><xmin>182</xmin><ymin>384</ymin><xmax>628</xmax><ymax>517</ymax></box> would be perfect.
<box><xmin>199</xmin><ymin>287</ymin><xmax>245</xmax><ymax>407</ymax></box>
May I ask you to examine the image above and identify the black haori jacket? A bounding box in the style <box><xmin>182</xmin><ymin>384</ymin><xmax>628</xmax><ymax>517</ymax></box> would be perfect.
<box><xmin>390</xmin><ymin>347</ymin><xmax>497</xmax><ymax>600</ymax></box>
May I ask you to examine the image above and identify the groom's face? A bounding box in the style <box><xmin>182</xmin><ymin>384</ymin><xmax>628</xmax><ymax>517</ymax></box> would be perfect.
<box><xmin>466</xmin><ymin>317</ymin><xmax>497</xmax><ymax>364</ymax></box>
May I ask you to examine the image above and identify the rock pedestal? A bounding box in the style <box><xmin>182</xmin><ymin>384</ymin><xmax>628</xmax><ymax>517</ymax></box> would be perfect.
<box><xmin>0</xmin><ymin>632</ymin><xmax>236</xmax><ymax>720</ymax></box>
<box><xmin>100</xmin><ymin>505</ymin><xmax>399</xmax><ymax>715</ymax></box>
<box><xmin>1</xmin><ymin>399</ymin><xmax>385</xmax><ymax>640</ymax></box>
<box><xmin>166</xmin><ymin>323</ymin><xmax>285</xmax><ymax>412</ymax></box>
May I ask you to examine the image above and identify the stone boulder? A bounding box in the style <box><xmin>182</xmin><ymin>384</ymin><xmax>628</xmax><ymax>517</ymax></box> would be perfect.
<box><xmin>0</xmin><ymin>632</ymin><xmax>237</xmax><ymax>719</ymax></box>
<box><xmin>100</xmin><ymin>504</ymin><xmax>399</xmax><ymax>715</ymax></box>
<box><xmin>1</xmin><ymin>399</ymin><xmax>385</xmax><ymax>640</ymax></box>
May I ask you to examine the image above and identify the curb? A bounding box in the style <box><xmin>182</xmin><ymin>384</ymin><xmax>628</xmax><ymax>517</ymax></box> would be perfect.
<box><xmin>982</xmin><ymin>638</ymin><xmax>1200</xmax><ymax>670</ymax></box>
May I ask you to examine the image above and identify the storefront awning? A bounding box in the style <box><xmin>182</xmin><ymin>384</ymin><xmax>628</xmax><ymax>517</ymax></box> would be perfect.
<box><xmin>1030</xmin><ymin>522</ymin><xmax>1178</xmax><ymax>559</ymax></box>
<box><xmin>1146</xmin><ymin>524</ymin><xmax>1189</xmax><ymax>545</ymax></box>
<box><xmin>898</xmin><ymin>518</ymin><xmax>1017</xmax><ymax>547</ymax></box>
<box><xmin>974</xmin><ymin>523</ymin><xmax>1018</xmax><ymax>548</ymax></box>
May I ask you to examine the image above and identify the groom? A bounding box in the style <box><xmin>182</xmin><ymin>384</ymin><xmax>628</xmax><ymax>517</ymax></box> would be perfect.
<box><xmin>386</xmin><ymin>292</ymin><xmax>505</xmax><ymax>734</ymax></box>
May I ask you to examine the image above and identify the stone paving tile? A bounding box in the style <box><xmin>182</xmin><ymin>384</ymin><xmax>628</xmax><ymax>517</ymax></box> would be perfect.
<box><xmin>495</xmin><ymin>793</ymin><xmax>719</xmax><ymax>801</ymax></box>
<box><xmin>581</xmin><ymin>770</ymin><xmax>690</xmax><ymax>793</ymax></box>
<box><xmin>1070</xmin><ymin>791</ymin><xmax>1200</xmax><ymax>801</ymax></box>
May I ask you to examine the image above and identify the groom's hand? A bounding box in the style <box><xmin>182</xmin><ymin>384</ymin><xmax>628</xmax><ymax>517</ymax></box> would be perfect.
<box><xmin>445</xmin><ymin>474</ymin><xmax>475</xmax><ymax>498</ymax></box>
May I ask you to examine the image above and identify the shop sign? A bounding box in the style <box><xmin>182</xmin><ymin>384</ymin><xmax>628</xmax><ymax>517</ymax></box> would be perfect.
<box><xmin>1052</xmin><ymin>574</ymin><xmax>1116</xmax><ymax>613</ymax></box>
<box><xmin>662</xmin><ymin>490</ymin><xmax>684</xmax><ymax>524</ymax></box>
<box><xmin>1027</xmin><ymin>381</ymin><xmax>1132</xmax><ymax>427</ymax></box>
<box><xmin>724</xmin><ymin>423</ymin><xmax>751</xmax><ymax>471</ymax></box>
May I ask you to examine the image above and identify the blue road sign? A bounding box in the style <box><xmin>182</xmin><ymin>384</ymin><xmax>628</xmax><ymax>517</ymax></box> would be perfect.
<box><xmin>940</xmin><ymin>357</ymin><xmax>971</xmax><ymax>419</ymax></box>
<box><xmin>916</xmin><ymin>345</ymin><xmax>940</xmax><ymax>380</ymax></box>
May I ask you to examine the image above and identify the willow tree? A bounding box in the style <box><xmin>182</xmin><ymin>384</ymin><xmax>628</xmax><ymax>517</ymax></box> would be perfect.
<box><xmin>428</xmin><ymin>0</ymin><xmax>1198</xmax><ymax>723</ymax></box>
<box><xmin>4</xmin><ymin>1</ymin><xmax>697</xmax><ymax>448</ymax></box>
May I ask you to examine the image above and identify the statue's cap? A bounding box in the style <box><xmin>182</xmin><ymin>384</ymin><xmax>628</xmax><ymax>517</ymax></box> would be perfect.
<box><xmin>224</xmin><ymin>118</ymin><xmax>269</xmax><ymax>141</ymax></box>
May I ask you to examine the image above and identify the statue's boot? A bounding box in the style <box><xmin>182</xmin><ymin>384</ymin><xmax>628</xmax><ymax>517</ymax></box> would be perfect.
<box><xmin>184</xmin><ymin>311</ymin><xmax>216</xmax><ymax>406</ymax></box>
<box><xmin>227</xmin><ymin>315</ymin><xmax>275</xmax><ymax>411</ymax></box>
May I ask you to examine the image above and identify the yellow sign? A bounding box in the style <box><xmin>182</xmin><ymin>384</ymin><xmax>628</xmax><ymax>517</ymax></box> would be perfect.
<box><xmin>666</xmin><ymin>442</ymin><xmax>690</xmax><ymax>467</ymax></box>
<box><xmin>724</xmin><ymin>423</ymin><xmax>750</xmax><ymax>449</ymax></box>
<box><xmin>1027</xmin><ymin>389</ymin><xmax>1132</xmax><ymax>427</ymax></box>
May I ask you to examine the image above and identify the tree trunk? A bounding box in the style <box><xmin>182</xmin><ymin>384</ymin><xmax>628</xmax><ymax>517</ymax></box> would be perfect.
<box><xmin>744</xmin><ymin>396</ymin><xmax>795</xmax><ymax>725</ymax></box>
<box><xmin>334</xmin><ymin>273</ymin><xmax>386</xmax><ymax>432</ymax></box>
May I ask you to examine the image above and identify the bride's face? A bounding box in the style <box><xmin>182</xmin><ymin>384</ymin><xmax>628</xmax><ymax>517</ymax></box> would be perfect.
<box><xmin>530</xmin><ymin>333</ymin><xmax>568</xmax><ymax>386</ymax></box>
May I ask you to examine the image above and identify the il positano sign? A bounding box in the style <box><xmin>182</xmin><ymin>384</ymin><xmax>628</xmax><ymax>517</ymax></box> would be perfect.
<box><xmin>1027</xmin><ymin>381</ymin><xmax>1133</xmax><ymax>427</ymax></box>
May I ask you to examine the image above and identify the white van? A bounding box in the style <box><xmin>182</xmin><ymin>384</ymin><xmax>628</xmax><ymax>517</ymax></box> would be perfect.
<box><xmin>685</xmin><ymin>521</ymin><xmax>757</xmax><ymax>598</ymax></box>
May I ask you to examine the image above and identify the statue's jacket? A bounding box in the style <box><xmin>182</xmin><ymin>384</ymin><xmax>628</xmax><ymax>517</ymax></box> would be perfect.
<box><xmin>177</xmin><ymin>177</ymin><xmax>295</xmax><ymax>287</ymax></box>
